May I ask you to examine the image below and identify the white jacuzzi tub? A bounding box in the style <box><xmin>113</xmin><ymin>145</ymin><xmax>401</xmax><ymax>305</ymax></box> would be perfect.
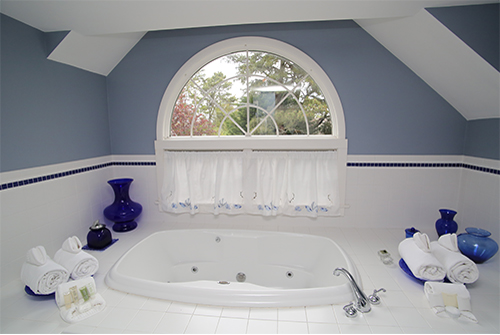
<box><xmin>105</xmin><ymin>229</ymin><xmax>361</xmax><ymax>307</ymax></box>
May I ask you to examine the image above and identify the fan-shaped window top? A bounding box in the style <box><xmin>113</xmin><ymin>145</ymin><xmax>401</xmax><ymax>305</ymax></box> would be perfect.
<box><xmin>171</xmin><ymin>51</ymin><xmax>332</xmax><ymax>137</ymax></box>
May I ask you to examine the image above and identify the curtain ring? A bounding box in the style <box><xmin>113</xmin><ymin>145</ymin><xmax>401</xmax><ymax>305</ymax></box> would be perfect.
<box><xmin>240</xmin><ymin>191</ymin><xmax>244</xmax><ymax>199</ymax></box>
<box><xmin>288</xmin><ymin>193</ymin><xmax>295</xmax><ymax>203</ymax></box>
<box><xmin>253</xmin><ymin>192</ymin><xmax>257</xmax><ymax>200</ymax></box>
<box><xmin>328</xmin><ymin>194</ymin><xmax>333</xmax><ymax>204</ymax></box>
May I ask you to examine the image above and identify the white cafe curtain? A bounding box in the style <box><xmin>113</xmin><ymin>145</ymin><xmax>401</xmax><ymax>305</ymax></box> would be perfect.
<box><xmin>161</xmin><ymin>150</ymin><xmax>340</xmax><ymax>217</ymax></box>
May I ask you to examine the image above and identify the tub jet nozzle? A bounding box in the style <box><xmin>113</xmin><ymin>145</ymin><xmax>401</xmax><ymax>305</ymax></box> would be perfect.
<box><xmin>236</xmin><ymin>272</ymin><xmax>246</xmax><ymax>282</ymax></box>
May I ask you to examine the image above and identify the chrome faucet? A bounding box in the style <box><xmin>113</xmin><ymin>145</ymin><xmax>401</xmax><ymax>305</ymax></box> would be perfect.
<box><xmin>334</xmin><ymin>267</ymin><xmax>386</xmax><ymax>317</ymax></box>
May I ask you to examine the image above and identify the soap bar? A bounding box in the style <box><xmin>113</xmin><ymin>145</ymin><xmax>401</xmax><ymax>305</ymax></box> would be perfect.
<box><xmin>441</xmin><ymin>292</ymin><xmax>458</xmax><ymax>308</ymax></box>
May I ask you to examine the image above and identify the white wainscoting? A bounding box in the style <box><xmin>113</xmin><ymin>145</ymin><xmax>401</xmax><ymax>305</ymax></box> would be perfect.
<box><xmin>1</xmin><ymin>154</ymin><xmax>498</xmax><ymax>288</ymax></box>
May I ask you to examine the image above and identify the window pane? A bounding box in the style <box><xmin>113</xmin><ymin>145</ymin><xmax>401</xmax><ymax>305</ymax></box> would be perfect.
<box><xmin>220</xmin><ymin>107</ymin><xmax>247</xmax><ymax>135</ymax></box>
<box><xmin>171</xmin><ymin>50</ymin><xmax>332</xmax><ymax>136</ymax></box>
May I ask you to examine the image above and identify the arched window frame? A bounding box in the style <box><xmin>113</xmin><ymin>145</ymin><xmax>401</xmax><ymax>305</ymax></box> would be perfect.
<box><xmin>155</xmin><ymin>37</ymin><xmax>348</xmax><ymax>215</ymax></box>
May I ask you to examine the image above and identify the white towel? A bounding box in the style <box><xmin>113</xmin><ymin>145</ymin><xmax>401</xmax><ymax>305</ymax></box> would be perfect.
<box><xmin>54</xmin><ymin>237</ymin><xmax>99</xmax><ymax>280</ymax></box>
<box><xmin>398</xmin><ymin>233</ymin><xmax>446</xmax><ymax>281</ymax></box>
<box><xmin>437</xmin><ymin>233</ymin><xmax>459</xmax><ymax>252</ymax></box>
<box><xmin>413</xmin><ymin>232</ymin><xmax>432</xmax><ymax>251</ymax></box>
<box><xmin>20</xmin><ymin>246</ymin><xmax>70</xmax><ymax>295</ymax></box>
<box><xmin>424</xmin><ymin>281</ymin><xmax>477</xmax><ymax>323</ymax></box>
<box><xmin>430</xmin><ymin>234</ymin><xmax>479</xmax><ymax>284</ymax></box>
<box><xmin>26</xmin><ymin>245</ymin><xmax>48</xmax><ymax>266</ymax></box>
<box><xmin>62</xmin><ymin>236</ymin><xmax>83</xmax><ymax>253</ymax></box>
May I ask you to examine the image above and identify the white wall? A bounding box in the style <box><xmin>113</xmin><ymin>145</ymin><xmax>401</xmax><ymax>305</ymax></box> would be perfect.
<box><xmin>1</xmin><ymin>154</ymin><xmax>498</xmax><ymax>287</ymax></box>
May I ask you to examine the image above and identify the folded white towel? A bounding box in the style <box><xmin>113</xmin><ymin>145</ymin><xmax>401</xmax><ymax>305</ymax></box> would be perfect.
<box><xmin>398</xmin><ymin>234</ymin><xmax>446</xmax><ymax>281</ymax></box>
<box><xmin>424</xmin><ymin>281</ymin><xmax>477</xmax><ymax>323</ymax></box>
<box><xmin>413</xmin><ymin>232</ymin><xmax>431</xmax><ymax>251</ymax></box>
<box><xmin>21</xmin><ymin>246</ymin><xmax>70</xmax><ymax>295</ymax></box>
<box><xmin>437</xmin><ymin>233</ymin><xmax>459</xmax><ymax>252</ymax></box>
<box><xmin>26</xmin><ymin>245</ymin><xmax>48</xmax><ymax>266</ymax></box>
<box><xmin>62</xmin><ymin>236</ymin><xmax>83</xmax><ymax>254</ymax></box>
<box><xmin>54</xmin><ymin>237</ymin><xmax>99</xmax><ymax>280</ymax></box>
<box><xmin>430</xmin><ymin>234</ymin><xmax>479</xmax><ymax>284</ymax></box>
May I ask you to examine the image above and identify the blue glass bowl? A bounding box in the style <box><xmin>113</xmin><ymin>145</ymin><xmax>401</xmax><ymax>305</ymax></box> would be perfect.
<box><xmin>457</xmin><ymin>228</ymin><xmax>499</xmax><ymax>263</ymax></box>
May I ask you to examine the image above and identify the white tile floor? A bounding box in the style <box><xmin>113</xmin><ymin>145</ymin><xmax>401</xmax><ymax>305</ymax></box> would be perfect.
<box><xmin>1</xmin><ymin>223</ymin><xmax>499</xmax><ymax>334</ymax></box>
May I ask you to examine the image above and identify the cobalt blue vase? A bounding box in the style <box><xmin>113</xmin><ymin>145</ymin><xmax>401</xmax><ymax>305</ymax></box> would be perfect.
<box><xmin>104</xmin><ymin>178</ymin><xmax>142</xmax><ymax>232</ymax></box>
<box><xmin>435</xmin><ymin>209</ymin><xmax>458</xmax><ymax>237</ymax></box>
<box><xmin>405</xmin><ymin>227</ymin><xmax>420</xmax><ymax>238</ymax></box>
<box><xmin>457</xmin><ymin>228</ymin><xmax>499</xmax><ymax>263</ymax></box>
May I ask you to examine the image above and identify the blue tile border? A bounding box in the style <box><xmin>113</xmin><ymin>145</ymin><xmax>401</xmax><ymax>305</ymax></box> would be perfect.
<box><xmin>347</xmin><ymin>162</ymin><xmax>500</xmax><ymax>175</ymax></box>
<box><xmin>0</xmin><ymin>161</ymin><xmax>155</xmax><ymax>191</ymax></box>
<box><xmin>1</xmin><ymin>160</ymin><xmax>498</xmax><ymax>192</ymax></box>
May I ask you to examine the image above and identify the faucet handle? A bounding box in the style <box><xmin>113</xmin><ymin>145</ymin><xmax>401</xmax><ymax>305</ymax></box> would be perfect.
<box><xmin>343</xmin><ymin>302</ymin><xmax>358</xmax><ymax>318</ymax></box>
<box><xmin>368</xmin><ymin>288</ymin><xmax>386</xmax><ymax>305</ymax></box>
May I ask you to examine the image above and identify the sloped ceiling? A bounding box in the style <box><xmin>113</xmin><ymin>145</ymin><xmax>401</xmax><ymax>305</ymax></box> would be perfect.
<box><xmin>1</xmin><ymin>0</ymin><xmax>498</xmax><ymax>120</ymax></box>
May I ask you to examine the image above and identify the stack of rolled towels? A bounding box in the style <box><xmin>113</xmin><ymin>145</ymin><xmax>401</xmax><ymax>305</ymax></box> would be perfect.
<box><xmin>398</xmin><ymin>232</ymin><xmax>479</xmax><ymax>284</ymax></box>
<box><xmin>21</xmin><ymin>236</ymin><xmax>99</xmax><ymax>295</ymax></box>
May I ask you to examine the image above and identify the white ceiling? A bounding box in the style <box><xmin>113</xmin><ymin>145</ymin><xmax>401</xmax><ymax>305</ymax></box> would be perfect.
<box><xmin>1</xmin><ymin>0</ymin><xmax>498</xmax><ymax>120</ymax></box>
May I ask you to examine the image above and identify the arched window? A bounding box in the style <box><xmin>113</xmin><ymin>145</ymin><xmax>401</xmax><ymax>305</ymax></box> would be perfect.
<box><xmin>157</xmin><ymin>37</ymin><xmax>345</xmax><ymax>144</ymax></box>
<box><xmin>156</xmin><ymin>37</ymin><xmax>348</xmax><ymax>216</ymax></box>
<box><xmin>171</xmin><ymin>51</ymin><xmax>333</xmax><ymax>137</ymax></box>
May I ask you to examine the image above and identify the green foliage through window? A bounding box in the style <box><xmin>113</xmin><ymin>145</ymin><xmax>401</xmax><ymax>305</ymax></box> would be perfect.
<box><xmin>171</xmin><ymin>51</ymin><xmax>332</xmax><ymax>137</ymax></box>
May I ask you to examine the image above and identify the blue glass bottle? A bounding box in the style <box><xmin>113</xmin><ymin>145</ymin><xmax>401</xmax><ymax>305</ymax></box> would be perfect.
<box><xmin>457</xmin><ymin>228</ymin><xmax>498</xmax><ymax>263</ymax></box>
<box><xmin>435</xmin><ymin>209</ymin><xmax>458</xmax><ymax>237</ymax></box>
<box><xmin>103</xmin><ymin>178</ymin><xmax>142</xmax><ymax>232</ymax></box>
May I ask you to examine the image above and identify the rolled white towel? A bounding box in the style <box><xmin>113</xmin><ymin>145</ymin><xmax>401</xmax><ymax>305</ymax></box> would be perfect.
<box><xmin>437</xmin><ymin>233</ymin><xmax>458</xmax><ymax>252</ymax></box>
<box><xmin>62</xmin><ymin>235</ymin><xmax>83</xmax><ymax>253</ymax></box>
<box><xmin>54</xmin><ymin>237</ymin><xmax>99</xmax><ymax>280</ymax></box>
<box><xmin>413</xmin><ymin>232</ymin><xmax>432</xmax><ymax>251</ymax></box>
<box><xmin>424</xmin><ymin>281</ymin><xmax>477</xmax><ymax>323</ymax></box>
<box><xmin>21</xmin><ymin>246</ymin><xmax>70</xmax><ymax>295</ymax></box>
<box><xmin>398</xmin><ymin>233</ymin><xmax>446</xmax><ymax>281</ymax></box>
<box><xmin>430</xmin><ymin>234</ymin><xmax>479</xmax><ymax>284</ymax></box>
<box><xmin>26</xmin><ymin>245</ymin><xmax>48</xmax><ymax>266</ymax></box>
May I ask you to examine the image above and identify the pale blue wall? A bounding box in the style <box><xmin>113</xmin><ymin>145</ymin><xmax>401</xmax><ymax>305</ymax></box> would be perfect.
<box><xmin>107</xmin><ymin>20</ymin><xmax>467</xmax><ymax>156</ymax></box>
<box><xmin>2</xmin><ymin>4</ymin><xmax>498</xmax><ymax>173</ymax></box>
<box><xmin>427</xmin><ymin>3</ymin><xmax>499</xmax><ymax>71</ymax></box>
<box><xmin>0</xmin><ymin>14</ymin><xmax>111</xmax><ymax>172</ymax></box>
<box><xmin>464</xmin><ymin>118</ymin><xmax>500</xmax><ymax>160</ymax></box>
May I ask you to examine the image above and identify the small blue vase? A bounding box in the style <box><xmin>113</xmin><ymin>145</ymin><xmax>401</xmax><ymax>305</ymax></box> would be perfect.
<box><xmin>405</xmin><ymin>227</ymin><xmax>420</xmax><ymax>238</ymax></box>
<box><xmin>435</xmin><ymin>209</ymin><xmax>458</xmax><ymax>237</ymax></box>
<box><xmin>104</xmin><ymin>178</ymin><xmax>142</xmax><ymax>232</ymax></box>
<box><xmin>457</xmin><ymin>228</ymin><xmax>499</xmax><ymax>263</ymax></box>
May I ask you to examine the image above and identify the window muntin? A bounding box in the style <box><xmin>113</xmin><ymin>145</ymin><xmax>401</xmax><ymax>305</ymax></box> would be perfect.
<box><xmin>171</xmin><ymin>51</ymin><xmax>332</xmax><ymax>137</ymax></box>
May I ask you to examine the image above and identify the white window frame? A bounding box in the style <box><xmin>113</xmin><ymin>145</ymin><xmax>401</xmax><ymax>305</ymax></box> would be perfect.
<box><xmin>155</xmin><ymin>37</ymin><xmax>348</xmax><ymax>216</ymax></box>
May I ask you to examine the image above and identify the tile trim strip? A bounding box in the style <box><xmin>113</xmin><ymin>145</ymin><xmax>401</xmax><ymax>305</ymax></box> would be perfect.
<box><xmin>1</xmin><ymin>161</ymin><xmax>498</xmax><ymax>191</ymax></box>
<box><xmin>347</xmin><ymin>162</ymin><xmax>500</xmax><ymax>176</ymax></box>
<box><xmin>0</xmin><ymin>161</ymin><xmax>155</xmax><ymax>191</ymax></box>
